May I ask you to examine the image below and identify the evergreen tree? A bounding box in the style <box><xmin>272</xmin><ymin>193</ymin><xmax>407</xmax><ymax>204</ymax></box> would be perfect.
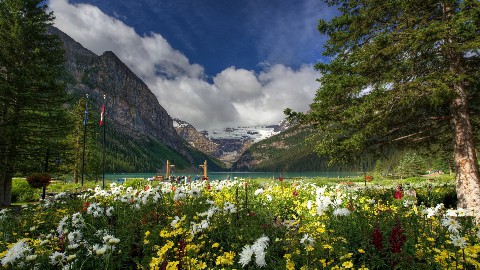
<box><xmin>287</xmin><ymin>0</ymin><xmax>480</xmax><ymax>218</ymax></box>
<box><xmin>0</xmin><ymin>0</ymin><xmax>69</xmax><ymax>205</ymax></box>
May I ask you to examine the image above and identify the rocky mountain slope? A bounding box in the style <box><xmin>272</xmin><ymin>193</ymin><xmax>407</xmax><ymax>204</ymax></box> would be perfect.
<box><xmin>173</xmin><ymin>118</ymin><xmax>293</xmax><ymax>167</ymax></box>
<box><xmin>232</xmin><ymin>124</ymin><xmax>358</xmax><ymax>172</ymax></box>
<box><xmin>51</xmin><ymin>27</ymin><xmax>224</xmax><ymax>172</ymax></box>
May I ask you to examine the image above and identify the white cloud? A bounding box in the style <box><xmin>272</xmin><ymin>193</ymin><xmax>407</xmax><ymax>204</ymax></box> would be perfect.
<box><xmin>49</xmin><ymin>0</ymin><xmax>319</xmax><ymax>130</ymax></box>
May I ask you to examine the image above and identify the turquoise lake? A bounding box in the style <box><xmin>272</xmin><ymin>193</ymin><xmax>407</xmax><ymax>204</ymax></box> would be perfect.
<box><xmin>104</xmin><ymin>171</ymin><xmax>361</xmax><ymax>181</ymax></box>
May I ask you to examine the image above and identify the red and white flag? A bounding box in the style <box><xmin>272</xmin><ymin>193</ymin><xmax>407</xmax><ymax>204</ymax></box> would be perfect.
<box><xmin>99</xmin><ymin>104</ymin><xmax>105</xmax><ymax>126</ymax></box>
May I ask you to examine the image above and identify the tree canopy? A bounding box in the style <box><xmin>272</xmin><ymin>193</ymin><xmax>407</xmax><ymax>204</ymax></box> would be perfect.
<box><xmin>287</xmin><ymin>0</ymin><xmax>480</xmax><ymax>218</ymax></box>
<box><xmin>0</xmin><ymin>0</ymin><xmax>70</xmax><ymax>205</ymax></box>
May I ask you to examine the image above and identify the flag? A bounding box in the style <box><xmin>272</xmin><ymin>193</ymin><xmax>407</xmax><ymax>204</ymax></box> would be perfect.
<box><xmin>99</xmin><ymin>103</ymin><xmax>105</xmax><ymax>126</ymax></box>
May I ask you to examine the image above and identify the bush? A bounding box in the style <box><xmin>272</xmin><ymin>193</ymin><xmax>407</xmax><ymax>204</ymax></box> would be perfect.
<box><xmin>11</xmin><ymin>178</ymin><xmax>40</xmax><ymax>203</ymax></box>
<box><xmin>26</xmin><ymin>173</ymin><xmax>52</xmax><ymax>188</ymax></box>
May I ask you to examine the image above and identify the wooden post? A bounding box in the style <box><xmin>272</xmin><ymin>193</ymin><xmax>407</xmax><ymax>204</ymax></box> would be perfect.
<box><xmin>166</xmin><ymin>160</ymin><xmax>170</xmax><ymax>180</ymax></box>
<box><xmin>199</xmin><ymin>160</ymin><xmax>207</xmax><ymax>180</ymax></box>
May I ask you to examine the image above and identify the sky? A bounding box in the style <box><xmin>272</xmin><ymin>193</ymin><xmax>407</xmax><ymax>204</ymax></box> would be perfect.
<box><xmin>48</xmin><ymin>0</ymin><xmax>336</xmax><ymax>130</ymax></box>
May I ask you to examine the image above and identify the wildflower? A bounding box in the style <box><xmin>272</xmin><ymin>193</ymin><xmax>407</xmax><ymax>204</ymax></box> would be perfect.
<box><xmin>71</xmin><ymin>212</ymin><xmax>85</xmax><ymax>228</ymax></box>
<box><xmin>238</xmin><ymin>245</ymin><xmax>254</xmax><ymax>267</ymax></box>
<box><xmin>389</xmin><ymin>221</ymin><xmax>406</xmax><ymax>253</ymax></box>
<box><xmin>255</xmin><ymin>249</ymin><xmax>266</xmax><ymax>267</ymax></box>
<box><xmin>239</xmin><ymin>235</ymin><xmax>270</xmax><ymax>268</ymax></box>
<box><xmin>423</xmin><ymin>207</ymin><xmax>436</xmax><ymax>218</ymax></box>
<box><xmin>173</xmin><ymin>187</ymin><xmax>186</xmax><ymax>201</ymax></box>
<box><xmin>223</xmin><ymin>202</ymin><xmax>237</xmax><ymax>213</ymax></box>
<box><xmin>67</xmin><ymin>230</ymin><xmax>82</xmax><ymax>243</ymax></box>
<box><xmin>94</xmin><ymin>244</ymin><xmax>107</xmax><ymax>256</ymax></box>
<box><xmin>189</xmin><ymin>187</ymin><xmax>201</xmax><ymax>198</ymax></box>
<box><xmin>300</xmin><ymin>234</ymin><xmax>314</xmax><ymax>248</ymax></box>
<box><xmin>1</xmin><ymin>239</ymin><xmax>31</xmax><ymax>266</ymax></box>
<box><xmin>66</xmin><ymin>254</ymin><xmax>77</xmax><ymax>262</ymax></box>
<box><xmin>212</xmin><ymin>243</ymin><xmax>220</xmax><ymax>248</ymax></box>
<box><xmin>441</xmin><ymin>217</ymin><xmax>461</xmax><ymax>234</ymax></box>
<box><xmin>450</xmin><ymin>234</ymin><xmax>467</xmax><ymax>248</ymax></box>
<box><xmin>67</xmin><ymin>243</ymin><xmax>79</xmax><ymax>250</ymax></box>
<box><xmin>171</xmin><ymin>216</ymin><xmax>181</xmax><ymax>228</ymax></box>
<box><xmin>307</xmin><ymin>200</ymin><xmax>313</xmax><ymax>210</ymax></box>
<box><xmin>333</xmin><ymin>208</ymin><xmax>350</xmax><ymax>216</ymax></box>
<box><xmin>57</xmin><ymin>215</ymin><xmax>69</xmax><ymax>235</ymax></box>
<box><xmin>372</xmin><ymin>223</ymin><xmax>383</xmax><ymax>251</ymax></box>
<box><xmin>105</xmin><ymin>206</ymin><xmax>114</xmax><ymax>217</ymax></box>
<box><xmin>49</xmin><ymin>251</ymin><xmax>65</xmax><ymax>266</ymax></box>
<box><xmin>254</xmin><ymin>188</ymin><xmax>264</xmax><ymax>196</ymax></box>
<box><xmin>215</xmin><ymin>251</ymin><xmax>235</xmax><ymax>265</ymax></box>
<box><xmin>103</xmin><ymin>234</ymin><xmax>120</xmax><ymax>245</ymax></box>
<box><xmin>342</xmin><ymin>261</ymin><xmax>354</xmax><ymax>268</ymax></box>
<box><xmin>26</xmin><ymin>254</ymin><xmax>37</xmax><ymax>261</ymax></box>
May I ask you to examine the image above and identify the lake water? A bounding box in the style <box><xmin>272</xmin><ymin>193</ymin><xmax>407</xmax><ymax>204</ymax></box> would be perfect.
<box><xmin>105</xmin><ymin>171</ymin><xmax>361</xmax><ymax>181</ymax></box>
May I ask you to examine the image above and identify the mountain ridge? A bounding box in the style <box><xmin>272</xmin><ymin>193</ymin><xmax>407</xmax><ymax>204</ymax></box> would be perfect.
<box><xmin>50</xmin><ymin>27</ymin><xmax>224</xmax><ymax>172</ymax></box>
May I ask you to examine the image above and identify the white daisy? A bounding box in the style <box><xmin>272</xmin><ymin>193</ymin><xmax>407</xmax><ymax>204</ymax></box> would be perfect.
<box><xmin>238</xmin><ymin>245</ymin><xmax>253</xmax><ymax>267</ymax></box>
<box><xmin>254</xmin><ymin>188</ymin><xmax>264</xmax><ymax>196</ymax></box>
<box><xmin>450</xmin><ymin>234</ymin><xmax>467</xmax><ymax>248</ymax></box>
<box><xmin>49</xmin><ymin>251</ymin><xmax>65</xmax><ymax>266</ymax></box>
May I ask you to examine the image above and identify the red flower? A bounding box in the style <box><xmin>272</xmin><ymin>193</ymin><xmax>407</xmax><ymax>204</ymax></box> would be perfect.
<box><xmin>389</xmin><ymin>221</ymin><xmax>406</xmax><ymax>253</ymax></box>
<box><xmin>82</xmin><ymin>202</ymin><xmax>90</xmax><ymax>212</ymax></box>
<box><xmin>292</xmin><ymin>190</ymin><xmax>298</xmax><ymax>197</ymax></box>
<box><xmin>372</xmin><ymin>223</ymin><xmax>383</xmax><ymax>251</ymax></box>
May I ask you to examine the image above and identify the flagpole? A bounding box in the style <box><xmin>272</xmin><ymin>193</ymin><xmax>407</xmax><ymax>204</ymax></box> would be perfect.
<box><xmin>102</xmin><ymin>95</ymin><xmax>106</xmax><ymax>189</ymax></box>
<box><xmin>81</xmin><ymin>94</ymin><xmax>89</xmax><ymax>187</ymax></box>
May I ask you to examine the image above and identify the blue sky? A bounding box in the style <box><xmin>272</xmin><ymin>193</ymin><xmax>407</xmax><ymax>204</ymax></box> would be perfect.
<box><xmin>49</xmin><ymin>0</ymin><xmax>336</xmax><ymax>130</ymax></box>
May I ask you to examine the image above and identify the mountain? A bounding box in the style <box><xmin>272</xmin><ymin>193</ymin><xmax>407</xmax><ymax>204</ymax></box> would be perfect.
<box><xmin>232</xmin><ymin>124</ymin><xmax>359</xmax><ymax>172</ymax></box>
<box><xmin>173</xmin><ymin>118</ymin><xmax>293</xmax><ymax>167</ymax></box>
<box><xmin>173</xmin><ymin>119</ymin><xmax>220</xmax><ymax>156</ymax></box>
<box><xmin>50</xmin><ymin>27</ymin><xmax>224</xmax><ymax>172</ymax></box>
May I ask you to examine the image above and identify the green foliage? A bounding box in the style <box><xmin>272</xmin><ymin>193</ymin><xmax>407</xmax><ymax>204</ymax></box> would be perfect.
<box><xmin>0</xmin><ymin>0</ymin><xmax>71</xmax><ymax>205</ymax></box>
<box><xmin>234</xmin><ymin>125</ymin><xmax>366</xmax><ymax>172</ymax></box>
<box><xmin>290</xmin><ymin>0</ymin><xmax>480</xmax><ymax>164</ymax></box>
<box><xmin>123</xmin><ymin>178</ymin><xmax>148</xmax><ymax>189</ymax></box>
<box><xmin>11</xmin><ymin>178</ymin><xmax>40</xmax><ymax>203</ymax></box>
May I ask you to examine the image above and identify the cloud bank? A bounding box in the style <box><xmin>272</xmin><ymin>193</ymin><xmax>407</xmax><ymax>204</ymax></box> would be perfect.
<box><xmin>49</xmin><ymin>0</ymin><xmax>319</xmax><ymax>130</ymax></box>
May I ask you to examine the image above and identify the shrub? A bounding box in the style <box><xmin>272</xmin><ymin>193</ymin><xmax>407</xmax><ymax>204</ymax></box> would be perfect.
<box><xmin>11</xmin><ymin>178</ymin><xmax>40</xmax><ymax>203</ymax></box>
<box><xmin>26</xmin><ymin>173</ymin><xmax>51</xmax><ymax>189</ymax></box>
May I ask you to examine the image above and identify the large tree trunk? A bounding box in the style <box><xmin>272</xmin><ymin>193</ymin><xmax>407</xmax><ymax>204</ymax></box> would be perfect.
<box><xmin>451</xmin><ymin>82</ymin><xmax>480</xmax><ymax>221</ymax></box>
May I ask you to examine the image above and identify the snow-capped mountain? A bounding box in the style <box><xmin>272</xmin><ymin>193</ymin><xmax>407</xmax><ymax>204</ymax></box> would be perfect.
<box><xmin>173</xmin><ymin>119</ymin><xmax>292</xmax><ymax>167</ymax></box>
<box><xmin>201</xmin><ymin>125</ymin><xmax>282</xmax><ymax>143</ymax></box>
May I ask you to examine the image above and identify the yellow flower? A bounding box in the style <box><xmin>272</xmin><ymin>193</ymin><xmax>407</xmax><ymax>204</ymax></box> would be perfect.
<box><xmin>342</xmin><ymin>261</ymin><xmax>353</xmax><ymax>268</ymax></box>
<box><xmin>358</xmin><ymin>248</ymin><xmax>365</xmax><ymax>253</ymax></box>
<box><xmin>145</xmin><ymin>231</ymin><xmax>151</xmax><ymax>237</ymax></box>
<box><xmin>166</xmin><ymin>261</ymin><xmax>179</xmax><ymax>270</ymax></box>
<box><xmin>212</xmin><ymin>243</ymin><xmax>220</xmax><ymax>248</ymax></box>
<box><xmin>215</xmin><ymin>251</ymin><xmax>235</xmax><ymax>265</ymax></box>
<box><xmin>358</xmin><ymin>265</ymin><xmax>369</xmax><ymax>270</ymax></box>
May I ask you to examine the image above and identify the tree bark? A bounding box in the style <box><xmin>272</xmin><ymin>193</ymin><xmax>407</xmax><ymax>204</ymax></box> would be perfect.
<box><xmin>451</xmin><ymin>82</ymin><xmax>480</xmax><ymax>221</ymax></box>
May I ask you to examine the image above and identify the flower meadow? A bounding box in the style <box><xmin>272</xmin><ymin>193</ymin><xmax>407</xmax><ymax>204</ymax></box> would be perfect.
<box><xmin>1</xmin><ymin>179</ymin><xmax>479</xmax><ymax>269</ymax></box>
